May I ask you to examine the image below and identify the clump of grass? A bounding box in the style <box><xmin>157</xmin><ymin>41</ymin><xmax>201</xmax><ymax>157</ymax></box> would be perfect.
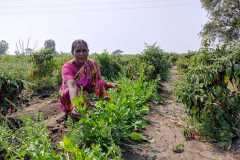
<box><xmin>173</xmin><ymin>143</ymin><xmax>184</xmax><ymax>153</ymax></box>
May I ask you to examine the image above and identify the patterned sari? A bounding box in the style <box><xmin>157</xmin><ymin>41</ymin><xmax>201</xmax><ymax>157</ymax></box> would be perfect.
<box><xmin>59</xmin><ymin>59</ymin><xmax>113</xmax><ymax>114</ymax></box>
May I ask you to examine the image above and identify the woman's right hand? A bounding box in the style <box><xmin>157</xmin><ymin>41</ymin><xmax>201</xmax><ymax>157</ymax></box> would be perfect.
<box><xmin>70</xmin><ymin>107</ymin><xmax>81</xmax><ymax>120</ymax></box>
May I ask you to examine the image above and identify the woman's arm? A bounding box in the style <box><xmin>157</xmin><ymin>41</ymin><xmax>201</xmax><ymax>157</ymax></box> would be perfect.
<box><xmin>62</xmin><ymin>62</ymin><xmax>80</xmax><ymax>101</ymax></box>
<box><xmin>66</xmin><ymin>79</ymin><xmax>78</xmax><ymax>101</ymax></box>
<box><xmin>66</xmin><ymin>79</ymin><xmax>81</xmax><ymax>118</ymax></box>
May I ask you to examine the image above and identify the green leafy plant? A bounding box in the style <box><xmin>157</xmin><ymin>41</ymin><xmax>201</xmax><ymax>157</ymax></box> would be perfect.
<box><xmin>0</xmin><ymin>116</ymin><xmax>61</xmax><ymax>160</ymax></box>
<box><xmin>173</xmin><ymin>143</ymin><xmax>184</xmax><ymax>153</ymax></box>
<box><xmin>176</xmin><ymin>42</ymin><xmax>240</xmax><ymax>148</ymax></box>
<box><xmin>30</xmin><ymin>48</ymin><xmax>56</xmax><ymax>94</ymax></box>
<box><xmin>140</xmin><ymin>43</ymin><xmax>170</xmax><ymax>81</ymax></box>
<box><xmin>93</xmin><ymin>52</ymin><xmax>122</xmax><ymax>80</ymax></box>
<box><xmin>61</xmin><ymin>71</ymin><xmax>158</xmax><ymax>159</ymax></box>
<box><xmin>0</xmin><ymin>73</ymin><xmax>24</xmax><ymax>114</ymax></box>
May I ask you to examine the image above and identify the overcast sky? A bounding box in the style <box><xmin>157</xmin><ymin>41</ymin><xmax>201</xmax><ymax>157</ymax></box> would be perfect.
<box><xmin>0</xmin><ymin>0</ymin><xmax>208</xmax><ymax>54</ymax></box>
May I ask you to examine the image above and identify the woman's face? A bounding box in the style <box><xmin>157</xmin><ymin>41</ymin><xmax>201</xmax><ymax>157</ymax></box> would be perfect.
<box><xmin>73</xmin><ymin>45</ymin><xmax>89</xmax><ymax>63</ymax></box>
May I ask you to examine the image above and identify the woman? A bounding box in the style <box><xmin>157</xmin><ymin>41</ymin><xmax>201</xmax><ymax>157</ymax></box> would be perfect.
<box><xmin>59</xmin><ymin>39</ymin><xmax>114</xmax><ymax>119</ymax></box>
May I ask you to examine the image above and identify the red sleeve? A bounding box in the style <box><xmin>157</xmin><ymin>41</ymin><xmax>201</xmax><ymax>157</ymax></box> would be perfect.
<box><xmin>62</xmin><ymin>63</ymin><xmax>75</xmax><ymax>82</ymax></box>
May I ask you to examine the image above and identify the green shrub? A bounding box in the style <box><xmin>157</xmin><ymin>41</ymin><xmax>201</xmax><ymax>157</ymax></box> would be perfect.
<box><xmin>30</xmin><ymin>48</ymin><xmax>56</xmax><ymax>94</ymax></box>
<box><xmin>0</xmin><ymin>55</ymin><xmax>31</xmax><ymax>80</ymax></box>
<box><xmin>0</xmin><ymin>117</ymin><xmax>61</xmax><ymax>159</ymax></box>
<box><xmin>0</xmin><ymin>73</ymin><xmax>24</xmax><ymax>114</ymax></box>
<box><xmin>93</xmin><ymin>52</ymin><xmax>122</xmax><ymax>80</ymax></box>
<box><xmin>119</xmin><ymin>55</ymin><xmax>143</xmax><ymax>80</ymax></box>
<box><xmin>176</xmin><ymin>52</ymin><xmax>196</xmax><ymax>73</ymax></box>
<box><xmin>167</xmin><ymin>53</ymin><xmax>179</xmax><ymax>66</ymax></box>
<box><xmin>31</xmin><ymin>48</ymin><xmax>55</xmax><ymax>78</ymax></box>
<box><xmin>175</xmin><ymin>43</ymin><xmax>240</xmax><ymax>148</ymax></box>
<box><xmin>140</xmin><ymin>43</ymin><xmax>170</xmax><ymax>81</ymax></box>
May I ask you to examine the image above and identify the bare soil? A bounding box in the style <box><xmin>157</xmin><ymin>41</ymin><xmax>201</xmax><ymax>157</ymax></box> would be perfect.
<box><xmin>7</xmin><ymin>98</ymin><xmax>66</xmax><ymax>148</ymax></box>
<box><xmin>123</xmin><ymin>66</ymin><xmax>240</xmax><ymax>160</ymax></box>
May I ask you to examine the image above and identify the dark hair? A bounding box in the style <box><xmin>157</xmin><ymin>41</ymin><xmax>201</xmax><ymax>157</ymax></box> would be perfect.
<box><xmin>71</xmin><ymin>39</ymin><xmax>89</xmax><ymax>54</ymax></box>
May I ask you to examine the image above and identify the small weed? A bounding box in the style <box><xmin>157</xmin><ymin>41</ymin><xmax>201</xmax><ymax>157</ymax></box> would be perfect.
<box><xmin>173</xmin><ymin>143</ymin><xmax>184</xmax><ymax>153</ymax></box>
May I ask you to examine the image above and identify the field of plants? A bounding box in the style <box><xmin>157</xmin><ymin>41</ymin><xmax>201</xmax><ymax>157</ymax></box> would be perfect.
<box><xmin>0</xmin><ymin>44</ymin><xmax>173</xmax><ymax>159</ymax></box>
<box><xmin>0</xmin><ymin>1</ymin><xmax>239</xmax><ymax>159</ymax></box>
<box><xmin>1</xmin><ymin>40</ymin><xmax>240</xmax><ymax>159</ymax></box>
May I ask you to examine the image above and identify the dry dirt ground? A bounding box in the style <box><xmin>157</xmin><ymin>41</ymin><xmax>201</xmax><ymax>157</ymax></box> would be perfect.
<box><xmin>7</xmin><ymin>98</ymin><xmax>66</xmax><ymax>148</ymax></box>
<box><xmin>8</xmin><ymin>66</ymin><xmax>240</xmax><ymax>160</ymax></box>
<box><xmin>123</xmin><ymin>66</ymin><xmax>240</xmax><ymax>160</ymax></box>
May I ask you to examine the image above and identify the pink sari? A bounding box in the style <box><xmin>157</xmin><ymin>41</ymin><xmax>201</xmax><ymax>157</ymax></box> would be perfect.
<box><xmin>59</xmin><ymin>59</ymin><xmax>113</xmax><ymax>114</ymax></box>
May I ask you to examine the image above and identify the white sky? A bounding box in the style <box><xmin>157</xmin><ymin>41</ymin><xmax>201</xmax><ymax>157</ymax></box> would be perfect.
<box><xmin>0</xmin><ymin>0</ymin><xmax>208</xmax><ymax>54</ymax></box>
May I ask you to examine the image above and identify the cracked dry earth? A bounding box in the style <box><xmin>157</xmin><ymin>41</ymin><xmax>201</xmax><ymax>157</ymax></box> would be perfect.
<box><xmin>123</xmin><ymin>66</ymin><xmax>240</xmax><ymax>160</ymax></box>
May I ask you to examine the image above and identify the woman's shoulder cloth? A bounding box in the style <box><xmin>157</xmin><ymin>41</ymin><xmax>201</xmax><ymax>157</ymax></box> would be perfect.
<box><xmin>87</xmin><ymin>58</ymin><xmax>96</xmax><ymax>64</ymax></box>
<box><xmin>63</xmin><ymin>59</ymin><xmax>74</xmax><ymax>67</ymax></box>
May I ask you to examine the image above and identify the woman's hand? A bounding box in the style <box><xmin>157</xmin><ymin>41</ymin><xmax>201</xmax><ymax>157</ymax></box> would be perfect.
<box><xmin>70</xmin><ymin>107</ymin><xmax>81</xmax><ymax>120</ymax></box>
<box><xmin>106</xmin><ymin>82</ymin><xmax>118</xmax><ymax>89</ymax></box>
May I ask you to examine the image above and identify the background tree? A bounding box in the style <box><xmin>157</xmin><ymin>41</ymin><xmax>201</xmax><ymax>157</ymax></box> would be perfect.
<box><xmin>200</xmin><ymin>0</ymin><xmax>240</xmax><ymax>47</ymax></box>
<box><xmin>44</xmin><ymin>39</ymin><xmax>56</xmax><ymax>52</ymax></box>
<box><xmin>0</xmin><ymin>40</ymin><xmax>9</xmax><ymax>55</ymax></box>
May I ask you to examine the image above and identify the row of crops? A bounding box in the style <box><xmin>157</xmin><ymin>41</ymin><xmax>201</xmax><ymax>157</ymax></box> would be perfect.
<box><xmin>175</xmin><ymin>42</ymin><xmax>240</xmax><ymax>148</ymax></box>
<box><xmin>0</xmin><ymin>44</ymin><xmax>172</xmax><ymax>159</ymax></box>
<box><xmin>0</xmin><ymin>75</ymin><xmax>157</xmax><ymax>159</ymax></box>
